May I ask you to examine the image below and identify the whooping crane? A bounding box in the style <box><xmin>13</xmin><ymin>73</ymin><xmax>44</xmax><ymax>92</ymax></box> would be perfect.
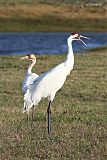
<box><xmin>20</xmin><ymin>54</ymin><xmax>39</xmax><ymax>124</ymax></box>
<box><xmin>20</xmin><ymin>54</ymin><xmax>39</xmax><ymax>94</ymax></box>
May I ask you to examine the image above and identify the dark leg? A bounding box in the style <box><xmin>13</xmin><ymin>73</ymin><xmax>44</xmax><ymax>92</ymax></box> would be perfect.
<box><xmin>31</xmin><ymin>105</ymin><xmax>35</xmax><ymax>128</ymax></box>
<box><xmin>47</xmin><ymin>101</ymin><xmax>52</xmax><ymax>134</ymax></box>
<box><xmin>27</xmin><ymin>112</ymin><xmax>29</xmax><ymax>126</ymax></box>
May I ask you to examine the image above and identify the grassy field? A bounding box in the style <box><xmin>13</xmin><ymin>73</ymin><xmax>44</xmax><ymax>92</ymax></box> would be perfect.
<box><xmin>0</xmin><ymin>0</ymin><xmax>106</xmax><ymax>31</ymax></box>
<box><xmin>0</xmin><ymin>49</ymin><xmax>107</xmax><ymax>159</ymax></box>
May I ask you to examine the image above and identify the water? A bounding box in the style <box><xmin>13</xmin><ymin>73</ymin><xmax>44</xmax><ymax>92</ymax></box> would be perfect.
<box><xmin>0</xmin><ymin>32</ymin><xmax>107</xmax><ymax>56</ymax></box>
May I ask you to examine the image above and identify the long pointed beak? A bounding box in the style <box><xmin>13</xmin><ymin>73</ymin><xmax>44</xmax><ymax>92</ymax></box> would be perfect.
<box><xmin>79</xmin><ymin>35</ymin><xmax>90</xmax><ymax>46</ymax></box>
<box><xmin>79</xmin><ymin>39</ymin><xmax>87</xmax><ymax>46</ymax></box>
<box><xmin>20</xmin><ymin>56</ymin><xmax>28</xmax><ymax>60</ymax></box>
<box><xmin>80</xmin><ymin>35</ymin><xmax>90</xmax><ymax>40</ymax></box>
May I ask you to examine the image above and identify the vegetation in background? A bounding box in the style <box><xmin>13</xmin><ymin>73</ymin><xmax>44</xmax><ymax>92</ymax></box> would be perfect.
<box><xmin>0</xmin><ymin>49</ymin><xmax>107</xmax><ymax>159</ymax></box>
<box><xmin>0</xmin><ymin>0</ymin><xmax>106</xmax><ymax>31</ymax></box>
<box><xmin>0</xmin><ymin>0</ymin><xmax>106</xmax><ymax>5</ymax></box>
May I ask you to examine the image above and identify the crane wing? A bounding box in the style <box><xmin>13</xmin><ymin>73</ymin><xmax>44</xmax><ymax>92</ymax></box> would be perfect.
<box><xmin>22</xmin><ymin>73</ymin><xmax>39</xmax><ymax>94</ymax></box>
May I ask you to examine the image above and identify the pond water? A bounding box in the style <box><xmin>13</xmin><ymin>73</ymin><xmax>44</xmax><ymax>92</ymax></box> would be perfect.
<box><xmin>0</xmin><ymin>32</ymin><xmax>107</xmax><ymax>55</ymax></box>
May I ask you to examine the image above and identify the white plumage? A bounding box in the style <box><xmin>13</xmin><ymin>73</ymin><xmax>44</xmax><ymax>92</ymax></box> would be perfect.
<box><xmin>20</xmin><ymin>54</ymin><xmax>39</xmax><ymax>94</ymax></box>
<box><xmin>22</xmin><ymin>70</ymin><xmax>38</xmax><ymax>94</ymax></box>
<box><xmin>24</xmin><ymin>59</ymin><xmax>73</xmax><ymax>111</ymax></box>
<box><xmin>22</xmin><ymin>33</ymin><xmax>89</xmax><ymax>133</ymax></box>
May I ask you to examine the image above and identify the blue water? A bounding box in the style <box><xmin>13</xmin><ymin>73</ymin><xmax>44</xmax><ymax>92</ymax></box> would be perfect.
<box><xmin>0</xmin><ymin>32</ymin><xmax>107</xmax><ymax>55</ymax></box>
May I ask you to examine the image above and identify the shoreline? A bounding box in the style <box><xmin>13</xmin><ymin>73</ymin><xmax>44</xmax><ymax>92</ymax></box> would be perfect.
<box><xmin>0</xmin><ymin>17</ymin><xmax>106</xmax><ymax>32</ymax></box>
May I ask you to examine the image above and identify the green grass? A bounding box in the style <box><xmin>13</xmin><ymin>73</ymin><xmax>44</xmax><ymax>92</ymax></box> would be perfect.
<box><xmin>0</xmin><ymin>50</ymin><xmax>107</xmax><ymax>159</ymax></box>
<box><xmin>0</xmin><ymin>17</ymin><xmax>107</xmax><ymax>32</ymax></box>
<box><xmin>0</xmin><ymin>0</ymin><xmax>33</xmax><ymax>4</ymax></box>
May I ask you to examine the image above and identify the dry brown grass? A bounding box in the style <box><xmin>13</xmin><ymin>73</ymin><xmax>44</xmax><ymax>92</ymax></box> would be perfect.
<box><xmin>0</xmin><ymin>3</ymin><xmax>107</xmax><ymax>19</ymax></box>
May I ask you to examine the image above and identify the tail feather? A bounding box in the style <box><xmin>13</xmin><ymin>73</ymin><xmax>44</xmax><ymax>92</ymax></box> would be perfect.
<box><xmin>23</xmin><ymin>91</ymin><xmax>33</xmax><ymax>113</ymax></box>
<box><xmin>23</xmin><ymin>86</ymin><xmax>41</xmax><ymax>113</ymax></box>
<box><xmin>23</xmin><ymin>101</ymin><xmax>33</xmax><ymax>113</ymax></box>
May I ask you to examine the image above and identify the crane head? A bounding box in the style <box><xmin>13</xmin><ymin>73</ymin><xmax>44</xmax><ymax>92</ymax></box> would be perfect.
<box><xmin>20</xmin><ymin>54</ymin><xmax>36</xmax><ymax>61</ymax></box>
<box><xmin>71</xmin><ymin>33</ymin><xmax>90</xmax><ymax>46</ymax></box>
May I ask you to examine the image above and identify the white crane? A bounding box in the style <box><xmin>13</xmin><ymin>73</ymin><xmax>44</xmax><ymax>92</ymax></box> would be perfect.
<box><xmin>23</xmin><ymin>33</ymin><xmax>89</xmax><ymax>133</ymax></box>
<box><xmin>20</xmin><ymin>54</ymin><xmax>39</xmax><ymax>94</ymax></box>
<box><xmin>20</xmin><ymin>54</ymin><xmax>39</xmax><ymax>124</ymax></box>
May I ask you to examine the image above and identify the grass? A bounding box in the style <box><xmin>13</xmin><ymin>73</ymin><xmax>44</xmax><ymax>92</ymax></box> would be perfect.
<box><xmin>0</xmin><ymin>1</ymin><xmax>106</xmax><ymax>31</ymax></box>
<box><xmin>0</xmin><ymin>17</ymin><xmax>107</xmax><ymax>32</ymax></box>
<box><xmin>0</xmin><ymin>49</ymin><xmax>107</xmax><ymax>159</ymax></box>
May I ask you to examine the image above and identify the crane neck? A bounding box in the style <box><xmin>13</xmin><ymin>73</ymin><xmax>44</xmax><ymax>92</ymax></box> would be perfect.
<box><xmin>27</xmin><ymin>59</ymin><xmax>36</xmax><ymax>74</ymax></box>
<box><xmin>65</xmin><ymin>38</ymin><xmax>74</xmax><ymax>66</ymax></box>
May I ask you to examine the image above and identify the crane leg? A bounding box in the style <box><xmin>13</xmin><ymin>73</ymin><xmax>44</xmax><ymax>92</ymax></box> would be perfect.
<box><xmin>27</xmin><ymin>112</ymin><xmax>29</xmax><ymax>126</ymax></box>
<box><xmin>47</xmin><ymin>101</ymin><xmax>51</xmax><ymax>134</ymax></box>
<box><xmin>31</xmin><ymin>105</ymin><xmax>35</xmax><ymax>128</ymax></box>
